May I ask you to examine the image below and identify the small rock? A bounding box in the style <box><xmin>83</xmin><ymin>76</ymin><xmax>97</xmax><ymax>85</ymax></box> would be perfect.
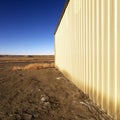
<box><xmin>38</xmin><ymin>89</ymin><xmax>41</xmax><ymax>92</ymax></box>
<box><xmin>9</xmin><ymin>114</ymin><xmax>13</xmax><ymax>117</ymax></box>
<box><xmin>41</xmin><ymin>97</ymin><xmax>46</xmax><ymax>102</ymax></box>
<box><xmin>22</xmin><ymin>113</ymin><xmax>32</xmax><ymax>120</ymax></box>
<box><xmin>32</xmin><ymin>113</ymin><xmax>39</xmax><ymax>118</ymax></box>
<box><xmin>56</xmin><ymin>77</ymin><xmax>61</xmax><ymax>80</ymax></box>
<box><xmin>41</xmin><ymin>95</ymin><xmax>49</xmax><ymax>102</ymax></box>
<box><xmin>43</xmin><ymin>102</ymin><xmax>51</xmax><ymax>108</ymax></box>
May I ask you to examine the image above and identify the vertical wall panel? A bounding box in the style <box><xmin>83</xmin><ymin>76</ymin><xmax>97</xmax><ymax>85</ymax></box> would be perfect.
<box><xmin>96</xmin><ymin>0</ymin><xmax>100</xmax><ymax>106</ymax></box>
<box><xmin>103</xmin><ymin>0</ymin><xmax>108</xmax><ymax>112</ymax></box>
<box><xmin>99</xmin><ymin>0</ymin><xmax>102</xmax><ymax>107</ymax></box>
<box><xmin>117</xmin><ymin>0</ymin><xmax>120</xmax><ymax>119</ymax></box>
<box><xmin>54</xmin><ymin>0</ymin><xmax>120</xmax><ymax>119</ymax></box>
<box><xmin>88</xmin><ymin>0</ymin><xmax>92</xmax><ymax>99</ymax></box>
<box><xmin>91</xmin><ymin>0</ymin><xmax>95</xmax><ymax>101</ymax></box>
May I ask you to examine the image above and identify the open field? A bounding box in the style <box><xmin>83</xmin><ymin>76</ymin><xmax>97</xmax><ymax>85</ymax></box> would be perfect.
<box><xmin>0</xmin><ymin>56</ymin><xmax>112</xmax><ymax>120</ymax></box>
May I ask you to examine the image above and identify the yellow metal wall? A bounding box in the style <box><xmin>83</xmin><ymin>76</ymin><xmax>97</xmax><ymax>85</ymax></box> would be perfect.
<box><xmin>54</xmin><ymin>0</ymin><xmax>120</xmax><ymax>119</ymax></box>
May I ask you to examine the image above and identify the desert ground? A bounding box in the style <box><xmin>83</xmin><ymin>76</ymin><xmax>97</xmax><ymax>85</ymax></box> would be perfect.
<box><xmin>0</xmin><ymin>55</ymin><xmax>112</xmax><ymax>120</ymax></box>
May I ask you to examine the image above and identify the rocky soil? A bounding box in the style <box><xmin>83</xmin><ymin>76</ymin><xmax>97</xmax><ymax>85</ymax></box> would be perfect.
<box><xmin>0</xmin><ymin>56</ymin><xmax>113</xmax><ymax>120</ymax></box>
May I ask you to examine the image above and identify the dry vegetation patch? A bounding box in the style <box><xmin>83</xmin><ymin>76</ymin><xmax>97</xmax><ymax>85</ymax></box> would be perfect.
<box><xmin>12</xmin><ymin>63</ymin><xmax>54</xmax><ymax>71</ymax></box>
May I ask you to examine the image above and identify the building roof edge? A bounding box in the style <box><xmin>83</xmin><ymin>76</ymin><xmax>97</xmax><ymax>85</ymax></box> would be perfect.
<box><xmin>54</xmin><ymin>0</ymin><xmax>70</xmax><ymax>35</ymax></box>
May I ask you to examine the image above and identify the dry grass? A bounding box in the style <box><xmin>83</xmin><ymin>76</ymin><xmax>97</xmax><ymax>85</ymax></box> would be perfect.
<box><xmin>12</xmin><ymin>66</ymin><xmax>23</xmax><ymax>71</ymax></box>
<box><xmin>12</xmin><ymin>63</ymin><xmax>54</xmax><ymax>71</ymax></box>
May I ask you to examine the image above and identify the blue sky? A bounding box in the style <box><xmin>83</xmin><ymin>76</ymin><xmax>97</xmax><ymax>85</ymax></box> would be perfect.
<box><xmin>0</xmin><ymin>0</ymin><xmax>65</xmax><ymax>55</ymax></box>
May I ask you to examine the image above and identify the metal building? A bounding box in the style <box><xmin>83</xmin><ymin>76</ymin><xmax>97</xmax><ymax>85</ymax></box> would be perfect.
<box><xmin>54</xmin><ymin>0</ymin><xmax>120</xmax><ymax>119</ymax></box>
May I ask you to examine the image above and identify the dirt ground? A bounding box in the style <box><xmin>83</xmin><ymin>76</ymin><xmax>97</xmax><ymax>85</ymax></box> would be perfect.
<box><xmin>0</xmin><ymin>56</ymin><xmax>112</xmax><ymax>120</ymax></box>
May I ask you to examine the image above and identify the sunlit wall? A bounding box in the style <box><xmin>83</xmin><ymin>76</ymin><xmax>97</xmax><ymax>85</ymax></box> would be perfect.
<box><xmin>54</xmin><ymin>0</ymin><xmax>120</xmax><ymax>119</ymax></box>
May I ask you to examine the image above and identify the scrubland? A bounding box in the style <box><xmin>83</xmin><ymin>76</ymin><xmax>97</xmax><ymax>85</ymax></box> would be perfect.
<box><xmin>0</xmin><ymin>55</ymin><xmax>112</xmax><ymax>120</ymax></box>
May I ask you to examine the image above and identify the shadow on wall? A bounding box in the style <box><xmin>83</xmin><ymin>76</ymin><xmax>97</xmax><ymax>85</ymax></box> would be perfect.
<box><xmin>55</xmin><ymin>66</ymin><xmax>72</xmax><ymax>81</ymax></box>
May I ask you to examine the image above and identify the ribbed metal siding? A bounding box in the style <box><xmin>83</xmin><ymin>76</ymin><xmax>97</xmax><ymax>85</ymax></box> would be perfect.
<box><xmin>54</xmin><ymin>0</ymin><xmax>120</xmax><ymax>119</ymax></box>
